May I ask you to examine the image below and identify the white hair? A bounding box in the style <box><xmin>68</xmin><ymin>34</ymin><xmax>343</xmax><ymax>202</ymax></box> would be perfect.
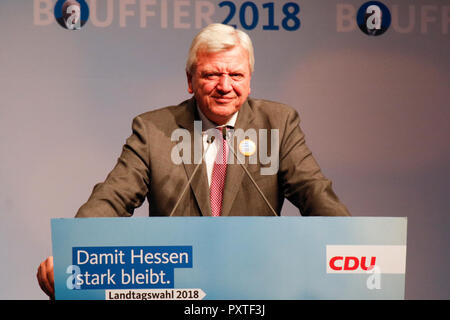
<box><xmin>62</xmin><ymin>0</ymin><xmax>80</xmax><ymax>12</ymax></box>
<box><xmin>186</xmin><ymin>23</ymin><xmax>255</xmax><ymax>74</ymax></box>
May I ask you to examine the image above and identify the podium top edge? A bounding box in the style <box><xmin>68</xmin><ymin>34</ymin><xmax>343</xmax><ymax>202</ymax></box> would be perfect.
<box><xmin>51</xmin><ymin>216</ymin><xmax>408</xmax><ymax>221</ymax></box>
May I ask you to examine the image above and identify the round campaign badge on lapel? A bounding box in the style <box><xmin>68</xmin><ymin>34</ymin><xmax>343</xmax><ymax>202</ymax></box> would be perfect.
<box><xmin>239</xmin><ymin>139</ymin><xmax>257</xmax><ymax>157</ymax></box>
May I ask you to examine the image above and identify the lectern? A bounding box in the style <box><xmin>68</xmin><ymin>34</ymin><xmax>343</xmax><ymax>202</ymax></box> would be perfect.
<box><xmin>51</xmin><ymin>217</ymin><xmax>407</xmax><ymax>300</ymax></box>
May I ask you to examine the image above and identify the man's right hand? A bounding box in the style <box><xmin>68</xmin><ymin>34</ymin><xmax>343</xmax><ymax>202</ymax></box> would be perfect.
<box><xmin>37</xmin><ymin>256</ymin><xmax>55</xmax><ymax>300</ymax></box>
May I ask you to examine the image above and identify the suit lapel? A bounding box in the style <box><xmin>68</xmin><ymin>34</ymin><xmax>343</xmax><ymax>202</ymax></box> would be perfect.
<box><xmin>175</xmin><ymin>98</ymin><xmax>212</xmax><ymax>217</ymax></box>
<box><xmin>221</xmin><ymin>99</ymin><xmax>255</xmax><ymax>216</ymax></box>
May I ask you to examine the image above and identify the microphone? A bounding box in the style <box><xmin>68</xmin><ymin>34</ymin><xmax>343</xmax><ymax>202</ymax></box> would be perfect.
<box><xmin>222</xmin><ymin>127</ymin><xmax>279</xmax><ymax>217</ymax></box>
<box><xmin>169</xmin><ymin>135</ymin><xmax>215</xmax><ymax>217</ymax></box>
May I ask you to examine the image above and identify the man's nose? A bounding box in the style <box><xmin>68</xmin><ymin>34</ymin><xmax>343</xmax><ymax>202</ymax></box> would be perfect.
<box><xmin>216</xmin><ymin>75</ymin><xmax>232</xmax><ymax>93</ymax></box>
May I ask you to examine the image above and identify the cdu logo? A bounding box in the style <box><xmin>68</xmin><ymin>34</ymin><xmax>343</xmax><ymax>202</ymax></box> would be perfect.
<box><xmin>356</xmin><ymin>1</ymin><xmax>391</xmax><ymax>36</ymax></box>
<box><xmin>54</xmin><ymin>0</ymin><xmax>89</xmax><ymax>30</ymax></box>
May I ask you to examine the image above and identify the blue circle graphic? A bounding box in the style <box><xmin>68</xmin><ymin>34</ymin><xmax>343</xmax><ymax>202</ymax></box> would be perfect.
<box><xmin>54</xmin><ymin>0</ymin><xmax>89</xmax><ymax>30</ymax></box>
<box><xmin>356</xmin><ymin>1</ymin><xmax>391</xmax><ymax>36</ymax></box>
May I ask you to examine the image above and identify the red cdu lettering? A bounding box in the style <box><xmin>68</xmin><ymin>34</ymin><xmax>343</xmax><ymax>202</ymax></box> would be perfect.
<box><xmin>329</xmin><ymin>256</ymin><xmax>344</xmax><ymax>270</ymax></box>
<box><xmin>360</xmin><ymin>256</ymin><xmax>377</xmax><ymax>271</ymax></box>
<box><xmin>343</xmin><ymin>256</ymin><xmax>359</xmax><ymax>270</ymax></box>
<box><xmin>329</xmin><ymin>256</ymin><xmax>378</xmax><ymax>272</ymax></box>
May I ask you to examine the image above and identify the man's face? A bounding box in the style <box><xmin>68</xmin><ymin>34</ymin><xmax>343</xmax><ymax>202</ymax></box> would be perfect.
<box><xmin>187</xmin><ymin>45</ymin><xmax>252</xmax><ymax>125</ymax></box>
<box><xmin>62</xmin><ymin>1</ymin><xmax>80</xmax><ymax>20</ymax></box>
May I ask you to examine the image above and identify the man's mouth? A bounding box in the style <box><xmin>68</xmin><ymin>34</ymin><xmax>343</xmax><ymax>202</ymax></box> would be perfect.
<box><xmin>213</xmin><ymin>96</ymin><xmax>234</xmax><ymax>104</ymax></box>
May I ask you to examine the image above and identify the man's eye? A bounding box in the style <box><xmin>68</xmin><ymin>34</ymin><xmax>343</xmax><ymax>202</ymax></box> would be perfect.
<box><xmin>230</xmin><ymin>73</ymin><xmax>243</xmax><ymax>79</ymax></box>
<box><xmin>204</xmin><ymin>73</ymin><xmax>219</xmax><ymax>79</ymax></box>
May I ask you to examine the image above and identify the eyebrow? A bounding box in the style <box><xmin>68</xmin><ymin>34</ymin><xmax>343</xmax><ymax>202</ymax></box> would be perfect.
<box><xmin>201</xmin><ymin>70</ymin><xmax>245</xmax><ymax>76</ymax></box>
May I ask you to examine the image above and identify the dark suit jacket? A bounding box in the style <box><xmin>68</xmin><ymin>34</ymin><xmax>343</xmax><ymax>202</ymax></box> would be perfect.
<box><xmin>76</xmin><ymin>98</ymin><xmax>350</xmax><ymax>217</ymax></box>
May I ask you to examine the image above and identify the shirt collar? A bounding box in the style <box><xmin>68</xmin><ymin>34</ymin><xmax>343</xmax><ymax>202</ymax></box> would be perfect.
<box><xmin>196</xmin><ymin>105</ymin><xmax>238</xmax><ymax>131</ymax></box>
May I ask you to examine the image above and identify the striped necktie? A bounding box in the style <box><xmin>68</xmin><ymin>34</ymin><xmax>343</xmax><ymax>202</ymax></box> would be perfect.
<box><xmin>209</xmin><ymin>127</ymin><xmax>229</xmax><ymax>216</ymax></box>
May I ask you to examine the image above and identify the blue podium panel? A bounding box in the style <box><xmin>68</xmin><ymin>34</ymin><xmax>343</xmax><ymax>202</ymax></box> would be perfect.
<box><xmin>51</xmin><ymin>217</ymin><xmax>407</xmax><ymax>300</ymax></box>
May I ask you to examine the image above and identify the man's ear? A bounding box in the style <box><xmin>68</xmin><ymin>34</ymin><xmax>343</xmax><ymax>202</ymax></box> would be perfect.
<box><xmin>186</xmin><ymin>71</ymin><xmax>194</xmax><ymax>94</ymax></box>
<box><xmin>248</xmin><ymin>73</ymin><xmax>251</xmax><ymax>95</ymax></box>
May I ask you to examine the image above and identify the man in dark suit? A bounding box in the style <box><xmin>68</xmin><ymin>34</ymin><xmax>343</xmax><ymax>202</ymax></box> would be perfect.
<box><xmin>37</xmin><ymin>23</ymin><xmax>350</xmax><ymax>299</ymax></box>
